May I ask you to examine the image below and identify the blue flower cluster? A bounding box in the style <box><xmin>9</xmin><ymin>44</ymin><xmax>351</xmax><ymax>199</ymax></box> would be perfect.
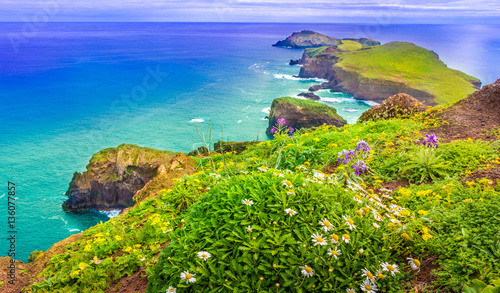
<box><xmin>423</xmin><ymin>134</ymin><xmax>438</xmax><ymax>148</ymax></box>
<box><xmin>270</xmin><ymin>118</ymin><xmax>294</xmax><ymax>138</ymax></box>
<box><xmin>337</xmin><ymin>140</ymin><xmax>370</xmax><ymax>176</ymax></box>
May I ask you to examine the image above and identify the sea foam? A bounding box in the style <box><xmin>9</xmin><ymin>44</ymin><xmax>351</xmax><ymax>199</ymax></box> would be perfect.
<box><xmin>189</xmin><ymin>118</ymin><xmax>205</xmax><ymax>123</ymax></box>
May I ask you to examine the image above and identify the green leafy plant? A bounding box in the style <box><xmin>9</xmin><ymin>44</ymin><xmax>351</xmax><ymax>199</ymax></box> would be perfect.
<box><xmin>399</xmin><ymin>148</ymin><xmax>450</xmax><ymax>183</ymax></box>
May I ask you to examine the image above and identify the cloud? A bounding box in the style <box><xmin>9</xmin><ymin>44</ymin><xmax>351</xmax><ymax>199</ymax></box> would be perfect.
<box><xmin>0</xmin><ymin>0</ymin><xmax>498</xmax><ymax>22</ymax></box>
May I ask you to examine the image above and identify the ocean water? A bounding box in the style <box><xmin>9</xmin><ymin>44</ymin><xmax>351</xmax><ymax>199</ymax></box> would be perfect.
<box><xmin>0</xmin><ymin>23</ymin><xmax>499</xmax><ymax>261</ymax></box>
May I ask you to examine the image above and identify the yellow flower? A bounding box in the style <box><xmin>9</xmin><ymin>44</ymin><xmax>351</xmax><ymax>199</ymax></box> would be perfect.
<box><xmin>313</xmin><ymin>138</ymin><xmax>320</xmax><ymax>142</ymax></box>
<box><xmin>417</xmin><ymin>210</ymin><xmax>428</xmax><ymax>216</ymax></box>
<box><xmin>115</xmin><ymin>235</ymin><xmax>123</xmax><ymax>241</ymax></box>
<box><xmin>422</xmin><ymin>234</ymin><xmax>433</xmax><ymax>241</ymax></box>
<box><xmin>401</xmin><ymin>233</ymin><xmax>410</xmax><ymax>240</ymax></box>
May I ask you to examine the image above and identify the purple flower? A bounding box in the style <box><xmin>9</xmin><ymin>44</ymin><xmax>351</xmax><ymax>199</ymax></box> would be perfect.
<box><xmin>352</xmin><ymin>160</ymin><xmax>366</xmax><ymax>175</ymax></box>
<box><xmin>288</xmin><ymin>126</ymin><xmax>295</xmax><ymax>134</ymax></box>
<box><xmin>277</xmin><ymin>118</ymin><xmax>286</xmax><ymax>126</ymax></box>
<box><xmin>355</xmin><ymin>140</ymin><xmax>370</xmax><ymax>153</ymax></box>
<box><xmin>270</xmin><ymin>128</ymin><xmax>276</xmax><ymax>134</ymax></box>
<box><xmin>337</xmin><ymin>149</ymin><xmax>357</xmax><ymax>165</ymax></box>
<box><xmin>423</xmin><ymin>134</ymin><xmax>438</xmax><ymax>148</ymax></box>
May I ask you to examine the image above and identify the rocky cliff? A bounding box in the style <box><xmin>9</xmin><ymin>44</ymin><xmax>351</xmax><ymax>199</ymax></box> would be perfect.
<box><xmin>358</xmin><ymin>93</ymin><xmax>427</xmax><ymax>122</ymax></box>
<box><xmin>62</xmin><ymin>144</ymin><xmax>184</xmax><ymax>212</ymax></box>
<box><xmin>297</xmin><ymin>41</ymin><xmax>481</xmax><ymax>105</ymax></box>
<box><xmin>273</xmin><ymin>30</ymin><xmax>380</xmax><ymax>48</ymax></box>
<box><xmin>267</xmin><ymin>97</ymin><xmax>346</xmax><ymax>133</ymax></box>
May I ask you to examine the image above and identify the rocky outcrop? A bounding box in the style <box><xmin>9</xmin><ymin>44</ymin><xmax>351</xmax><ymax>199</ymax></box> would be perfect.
<box><xmin>62</xmin><ymin>144</ymin><xmax>183</xmax><ymax>212</ymax></box>
<box><xmin>296</xmin><ymin>41</ymin><xmax>480</xmax><ymax>105</ymax></box>
<box><xmin>273</xmin><ymin>30</ymin><xmax>380</xmax><ymax>48</ymax></box>
<box><xmin>267</xmin><ymin>97</ymin><xmax>346</xmax><ymax>133</ymax></box>
<box><xmin>358</xmin><ymin>93</ymin><xmax>427</xmax><ymax>122</ymax></box>
<box><xmin>427</xmin><ymin>79</ymin><xmax>500</xmax><ymax>141</ymax></box>
<box><xmin>298</xmin><ymin>92</ymin><xmax>320</xmax><ymax>100</ymax></box>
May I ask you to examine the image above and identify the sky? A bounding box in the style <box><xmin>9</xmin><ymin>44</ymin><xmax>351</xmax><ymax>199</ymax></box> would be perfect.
<box><xmin>0</xmin><ymin>0</ymin><xmax>499</xmax><ymax>23</ymax></box>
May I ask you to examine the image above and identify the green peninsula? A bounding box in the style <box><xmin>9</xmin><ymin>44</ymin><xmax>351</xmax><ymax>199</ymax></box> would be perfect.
<box><xmin>288</xmin><ymin>31</ymin><xmax>481</xmax><ymax>105</ymax></box>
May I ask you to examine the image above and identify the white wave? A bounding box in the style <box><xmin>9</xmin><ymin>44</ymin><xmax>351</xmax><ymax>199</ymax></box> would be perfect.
<box><xmin>189</xmin><ymin>118</ymin><xmax>204</xmax><ymax>123</ymax></box>
<box><xmin>320</xmin><ymin>97</ymin><xmax>342</xmax><ymax>103</ymax></box>
<box><xmin>49</xmin><ymin>216</ymin><xmax>68</xmax><ymax>225</ymax></box>
<box><xmin>237</xmin><ymin>120</ymin><xmax>242</xmax><ymax>124</ymax></box>
<box><xmin>99</xmin><ymin>209</ymin><xmax>121</xmax><ymax>218</ymax></box>
<box><xmin>362</xmin><ymin>100</ymin><xmax>379</xmax><ymax>106</ymax></box>
<box><xmin>342</xmin><ymin>108</ymin><xmax>359</xmax><ymax>113</ymax></box>
<box><xmin>69</xmin><ymin>229</ymin><xmax>80</xmax><ymax>232</ymax></box>
<box><xmin>273</xmin><ymin>74</ymin><xmax>328</xmax><ymax>83</ymax></box>
<box><xmin>242</xmin><ymin>105</ymin><xmax>250</xmax><ymax>111</ymax></box>
<box><xmin>0</xmin><ymin>193</ymin><xmax>4</xmax><ymax>199</ymax></box>
<box><xmin>262</xmin><ymin>107</ymin><xmax>271</xmax><ymax>114</ymax></box>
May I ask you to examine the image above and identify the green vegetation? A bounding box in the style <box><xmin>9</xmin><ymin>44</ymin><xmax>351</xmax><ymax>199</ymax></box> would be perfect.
<box><xmin>20</xmin><ymin>108</ymin><xmax>500</xmax><ymax>292</ymax></box>
<box><xmin>335</xmin><ymin>42</ymin><xmax>480</xmax><ymax>104</ymax></box>
<box><xmin>304</xmin><ymin>46</ymin><xmax>330</xmax><ymax>58</ymax></box>
<box><xmin>272</xmin><ymin>96</ymin><xmax>345</xmax><ymax>121</ymax></box>
<box><xmin>89</xmin><ymin>143</ymin><xmax>174</xmax><ymax>164</ymax></box>
<box><xmin>337</xmin><ymin>40</ymin><xmax>363</xmax><ymax>51</ymax></box>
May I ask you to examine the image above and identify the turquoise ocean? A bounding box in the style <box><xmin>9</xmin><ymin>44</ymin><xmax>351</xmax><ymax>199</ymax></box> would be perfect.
<box><xmin>0</xmin><ymin>23</ymin><xmax>499</xmax><ymax>261</ymax></box>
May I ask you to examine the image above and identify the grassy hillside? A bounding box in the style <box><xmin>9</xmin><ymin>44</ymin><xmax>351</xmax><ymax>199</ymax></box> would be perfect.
<box><xmin>17</xmin><ymin>108</ymin><xmax>500</xmax><ymax>292</ymax></box>
<box><xmin>335</xmin><ymin>42</ymin><xmax>480</xmax><ymax>104</ymax></box>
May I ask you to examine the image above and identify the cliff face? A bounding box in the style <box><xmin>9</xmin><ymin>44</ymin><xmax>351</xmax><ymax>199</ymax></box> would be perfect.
<box><xmin>273</xmin><ymin>30</ymin><xmax>380</xmax><ymax>48</ymax></box>
<box><xmin>297</xmin><ymin>42</ymin><xmax>481</xmax><ymax>105</ymax></box>
<box><xmin>62</xmin><ymin>144</ymin><xmax>179</xmax><ymax>212</ymax></box>
<box><xmin>267</xmin><ymin>97</ymin><xmax>346</xmax><ymax>133</ymax></box>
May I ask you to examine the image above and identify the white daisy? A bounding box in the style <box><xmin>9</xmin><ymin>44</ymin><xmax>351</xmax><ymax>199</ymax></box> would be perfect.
<box><xmin>166</xmin><ymin>286</ymin><xmax>177</xmax><ymax>293</ymax></box>
<box><xmin>311</xmin><ymin>233</ymin><xmax>328</xmax><ymax>246</ymax></box>
<box><xmin>246</xmin><ymin>226</ymin><xmax>253</xmax><ymax>233</ymax></box>
<box><xmin>361</xmin><ymin>268</ymin><xmax>375</xmax><ymax>282</ymax></box>
<box><xmin>343</xmin><ymin>215</ymin><xmax>356</xmax><ymax>230</ymax></box>
<box><xmin>373</xmin><ymin>212</ymin><xmax>383</xmax><ymax>222</ymax></box>
<box><xmin>258</xmin><ymin>166</ymin><xmax>268</xmax><ymax>172</ymax></box>
<box><xmin>342</xmin><ymin>234</ymin><xmax>351</xmax><ymax>243</ymax></box>
<box><xmin>180</xmin><ymin>270</ymin><xmax>196</xmax><ymax>283</ymax></box>
<box><xmin>331</xmin><ymin>233</ymin><xmax>339</xmax><ymax>244</ymax></box>
<box><xmin>284</xmin><ymin>208</ymin><xmax>297</xmax><ymax>216</ymax></box>
<box><xmin>300</xmin><ymin>265</ymin><xmax>315</xmax><ymax>277</ymax></box>
<box><xmin>319</xmin><ymin>218</ymin><xmax>334</xmax><ymax>232</ymax></box>
<box><xmin>375</xmin><ymin>269</ymin><xmax>384</xmax><ymax>279</ymax></box>
<box><xmin>287</xmin><ymin>189</ymin><xmax>295</xmax><ymax>195</ymax></box>
<box><xmin>360</xmin><ymin>278</ymin><xmax>377</xmax><ymax>293</ymax></box>
<box><xmin>282</xmin><ymin>180</ymin><xmax>294</xmax><ymax>188</ymax></box>
<box><xmin>346</xmin><ymin>288</ymin><xmax>356</xmax><ymax>293</ymax></box>
<box><xmin>242</xmin><ymin>199</ymin><xmax>254</xmax><ymax>206</ymax></box>
<box><xmin>197</xmin><ymin>251</ymin><xmax>211</xmax><ymax>261</ymax></box>
<box><xmin>407</xmin><ymin>257</ymin><xmax>421</xmax><ymax>271</ymax></box>
<box><xmin>380</xmin><ymin>262</ymin><xmax>400</xmax><ymax>276</ymax></box>
<box><xmin>373</xmin><ymin>223</ymin><xmax>380</xmax><ymax>229</ymax></box>
<box><xmin>328</xmin><ymin>247</ymin><xmax>341</xmax><ymax>259</ymax></box>
<box><xmin>390</xmin><ymin>218</ymin><xmax>401</xmax><ymax>225</ymax></box>
<box><xmin>353</xmin><ymin>196</ymin><xmax>362</xmax><ymax>204</ymax></box>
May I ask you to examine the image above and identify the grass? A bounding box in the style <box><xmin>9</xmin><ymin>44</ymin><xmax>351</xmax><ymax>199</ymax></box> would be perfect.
<box><xmin>272</xmin><ymin>96</ymin><xmax>345</xmax><ymax>121</ymax></box>
<box><xmin>334</xmin><ymin>42</ymin><xmax>480</xmax><ymax>104</ymax></box>
<box><xmin>19</xmin><ymin>109</ymin><xmax>500</xmax><ymax>292</ymax></box>
<box><xmin>337</xmin><ymin>40</ymin><xmax>363</xmax><ymax>51</ymax></box>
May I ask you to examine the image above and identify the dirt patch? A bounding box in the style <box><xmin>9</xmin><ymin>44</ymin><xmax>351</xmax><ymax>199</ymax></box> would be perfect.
<box><xmin>106</xmin><ymin>268</ymin><xmax>148</xmax><ymax>293</ymax></box>
<box><xmin>425</xmin><ymin>79</ymin><xmax>500</xmax><ymax>142</ymax></box>
<box><xmin>380</xmin><ymin>180</ymin><xmax>409</xmax><ymax>191</ymax></box>
<box><xmin>406</xmin><ymin>255</ymin><xmax>445</xmax><ymax>292</ymax></box>
<box><xmin>462</xmin><ymin>168</ymin><xmax>500</xmax><ymax>186</ymax></box>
